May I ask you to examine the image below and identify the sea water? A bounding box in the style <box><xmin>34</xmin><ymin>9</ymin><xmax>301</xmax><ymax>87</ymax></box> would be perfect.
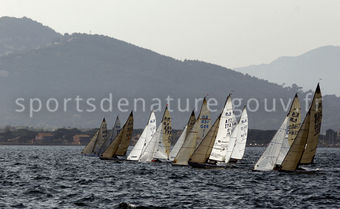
<box><xmin>0</xmin><ymin>146</ymin><xmax>339</xmax><ymax>208</ymax></box>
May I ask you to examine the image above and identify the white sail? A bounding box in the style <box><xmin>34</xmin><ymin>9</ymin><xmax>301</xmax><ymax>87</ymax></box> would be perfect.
<box><xmin>232</xmin><ymin>110</ymin><xmax>237</xmax><ymax>130</ymax></box>
<box><xmin>209</xmin><ymin>95</ymin><xmax>234</xmax><ymax>162</ymax></box>
<box><xmin>224</xmin><ymin>123</ymin><xmax>239</xmax><ymax>163</ymax></box>
<box><xmin>153</xmin><ymin>129</ymin><xmax>168</xmax><ymax>160</ymax></box>
<box><xmin>280</xmin><ymin>112</ymin><xmax>311</xmax><ymax>171</ymax></box>
<box><xmin>139</xmin><ymin>123</ymin><xmax>162</xmax><ymax>163</ymax></box>
<box><xmin>169</xmin><ymin>125</ymin><xmax>188</xmax><ymax>161</ymax></box>
<box><xmin>127</xmin><ymin>112</ymin><xmax>156</xmax><ymax>161</ymax></box>
<box><xmin>230</xmin><ymin>107</ymin><xmax>248</xmax><ymax>161</ymax></box>
<box><xmin>275</xmin><ymin>132</ymin><xmax>289</xmax><ymax>166</ymax></box>
<box><xmin>253</xmin><ymin>117</ymin><xmax>289</xmax><ymax>171</ymax></box>
<box><xmin>276</xmin><ymin>94</ymin><xmax>301</xmax><ymax>166</ymax></box>
<box><xmin>169</xmin><ymin>111</ymin><xmax>196</xmax><ymax>161</ymax></box>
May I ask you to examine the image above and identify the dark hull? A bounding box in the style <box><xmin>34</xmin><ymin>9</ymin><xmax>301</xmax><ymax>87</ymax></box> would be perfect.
<box><xmin>99</xmin><ymin>155</ymin><xmax>125</xmax><ymax>162</ymax></box>
<box><xmin>171</xmin><ymin>163</ymin><xmax>189</xmax><ymax>167</ymax></box>
<box><xmin>188</xmin><ymin>161</ymin><xmax>226</xmax><ymax>169</ymax></box>
<box><xmin>228</xmin><ymin>158</ymin><xmax>238</xmax><ymax>163</ymax></box>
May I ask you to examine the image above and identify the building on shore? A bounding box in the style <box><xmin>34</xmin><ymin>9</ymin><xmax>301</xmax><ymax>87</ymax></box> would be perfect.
<box><xmin>34</xmin><ymin>133</ymin><xmax>54</xmax><ymax>144</ymax></box>
<box><xmin>73</xmin><ymin>134</ymin><xmax>90</xmax><ymax>145</ymax></box>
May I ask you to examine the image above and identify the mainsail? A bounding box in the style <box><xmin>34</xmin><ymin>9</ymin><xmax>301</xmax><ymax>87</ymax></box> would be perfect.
<box><xmin>276</xmin><ymin>95</ymin><xmax>301</xmax><ymax>166</ymax></box>
<box><xmin>169</xmin><ymin>111</ymin><xmax>196</xmax><ymax>161</ymax></box>
<box><xmin>92</xmin><ymin>118</ymin><xmax>108</xmax><ymax>155</ymax></box>
<box><xmin>253</xmin><ymin>117</ymin><xmax>289</xmax><ymax>171</ymax></box>
<box><xmin>161</xmin><ymin>106</ymin><xmax>172</xmax><ymax>158</ymax></box>
<box><xmin>81</xmin><ymin>118</ymin><xmax>107</xmax><ymax>156</ymax></box>
<box><xmin>173</xmin><ymin>98</ymin><xmax>211</xmax><ymax>166</ymax></box>
<box><xmin>100</xmin><ymin>112</ymin><xmax>134</xmax><ymax>159</ymax></box>
<box><xmin>253</xmin><ymin>94</ymin><xmax>302</xmax><ymax>171</ymax></box>
<box><xmin>98</xmin><ymin>116</ymin><xmax>121</xmax><ymax>155</ymax></box>
<box><xmin>127</xmin><ymin>112</ymin><xmax>156</xmax><ymax>161</ymax></box>
<box><xmin>287</xmin><ymin>95</ymin><xmax>301</xmax><ymax>146</ymax></box>
<box><xmin>279</xmin><ymin>112</ymin><xmax>311</xmax><ymax>171</ymax></box>
<box><xmin>300</xmin><ymin>84</ymin><xmax>322</xmax><ymax>164</ymax></box>
<box><xmin>139</xmin><ymin>123</ymin><xmax>162</xmax><ymax>162</ymax></box>
<box><xmin>229</xmin><ymin>107</ymin><xmax>248</xmax><ymax>161</ymax></box>
<box><xmin>81</xmin><ymin>130</ymin><xmax>99</xmax><ymax>155</ymax></box>
<box><xmin>189</xmin><ymin>115</ymin><xmax>221</xmax><ymax>164</ymax></box>
<box><xmin>138</xmin><ymin>106</ymin><xmax>172</xmax><ymax>162</ymax></box>
<box><xmin>209</xmin><ymin>95</ymin><xmax>234</xmax><ymax>162</ymax></box>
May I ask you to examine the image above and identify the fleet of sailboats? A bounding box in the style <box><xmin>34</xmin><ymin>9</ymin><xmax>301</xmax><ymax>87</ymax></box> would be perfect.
<box><xmin>82</xmin><ymin>84</ymin><xmax>323</xmax><ymax>172</ymax></box>
<box><xmin>188</xmin><ymin>96</ymin><xmax>248</xmax><ymax>168</ymax></box>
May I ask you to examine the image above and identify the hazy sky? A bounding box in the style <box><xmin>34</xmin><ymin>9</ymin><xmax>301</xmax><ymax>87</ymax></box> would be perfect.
<box><xmin>1</xmin><ymin>0</ymin><xmax>340</xmax><ymax>68</ymax></box>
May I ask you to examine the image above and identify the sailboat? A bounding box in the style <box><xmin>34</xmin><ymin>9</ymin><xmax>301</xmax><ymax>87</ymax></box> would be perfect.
<box><xmin>299</xmin><ymin>84</ymin><xmax>322</xmax><ymax>164</ymax></box>
<box><xmin>169</xmin><ymin>111</ymin><xmax>196</xmax><ymax>161</ymax></box>
<box><xmin>100</xmin><ymin>112</ymin><xmax>134</xmax><ymax>160</ymax></box>
<box><xmin>139</xmin><ymin>106</ymin><xmax>172</xmax><ymax>163</ymax></box>
<box><xmin>188</xmin><ymin>114</ymin><xmax>221</xmax><ymax>168</ymax></box>
<box><xmin>81</xmin><ymin>118</ymin><xmax>107</xmax><ymax>156</ymax></box>
<box><xmin>172</xmin><ymin>98</ymin><xmax>211</xmax><ymax>166</ymax></box>
<box><xmin>208</xmin><ymin>95</ymin><xmax>235</xmax><ymax>165</ymax></box>
<box><xmin>127</xmin><ymin>111</ymin><xmax>156</xmax><ymax>161</ymax></box>
<box><xmin>227</xmin><ymin>106</ymin><xmax>248</xmax><ymax>163</ymax></box>
<box><xmin>253</xmin><ymin>94</ymin><xmax>301</xmax><ymax>171</ymax></box>
<box><xmin>98</xmin><ymin>116</ymin><xmax>121</xmax><ymax>156</ymax></box>
<box><xmin>279</xmin><ymin>84</ymin><xmax>322</xmax><ymax>172</ymax></box>
<box><xmin>189</xmin><ymin>95</ymin><xmax>243</xmax><ymax>168</ymax></box>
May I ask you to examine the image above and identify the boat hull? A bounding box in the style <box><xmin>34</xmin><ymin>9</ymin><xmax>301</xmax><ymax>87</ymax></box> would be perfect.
<box><xmin>99</xmin><ymin>155</ymin><xmax>125</xmax><ymax>162</ymax></box>
<box><xmin>188</xmin><ymin>161</ymin><xmax>226</xmax><ymax>169</ymax></box>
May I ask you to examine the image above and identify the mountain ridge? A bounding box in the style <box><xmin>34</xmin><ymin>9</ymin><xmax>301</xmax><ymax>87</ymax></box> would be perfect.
<box><xmin>0</xmin><ymin>16</ymin><xmax>62</xmax><ymax>57</ymax></box>
<box><xmin>0</xmin><ymin>17</ymin><xmax>338</xmax><ymax>132</ymax></box>
<box><xmin>236</xmin><ymin>45</ymin><xmax>340</xmax><ymax>95</ymax></box>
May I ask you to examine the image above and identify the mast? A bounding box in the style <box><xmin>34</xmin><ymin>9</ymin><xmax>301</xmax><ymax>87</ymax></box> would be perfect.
<box><xmin>230</xmin><ymin>106</ymin><xmax>248</xmax><ymax>161</ymax></box>
<box><xmin>275</xmin><ymin>95</ymin><xmax>301</xmax><ymax>166</ymax></box>
<box><xmin>209</xmin><ymin>95</ymin><xmax>234</xmax><ymax>162</ymax></box>
<box><xmin>81</xmin><ymin>130</ymin><xmax>99</xmax><ymax>155</ymax></box>
<box><xmin>127</xmin><ymin>112</ymin><xmax>156</xmax><ymax>161</ymax></box>
<box><xmin>98</xmin><ymin>116</ymin><xmax>121</xmax><ymax>155</ymax></box>
<box><xmin>300</xmin><ymin>84</ymin><xmax>322</xmax><ymax>164</ymax></box>
<box><xmin>189</xmin><ymin>114</ymin><xmax>221</xmax><ymax>164</ymax></box>
<box><xmin>100</xmin><ymin>112</ymin><xmax>133</xmax><ymax>159</ymax></box>
<box><xmin>279</xmin><ymin>112</ymin><xmax>311</xmax><ymax>171</ymax></box>
<box><xmin>169</xmin><ymin>110</ymin><xmax>196</xmax><ymax>161</ymax></box>
<box><xmin>153</xmin><ymin>106</ymin><xmax>172</xmax><ymax>160</ymax></box>
<box><xmin>81</xmin><ymin>118</ymin><xmax>106</xmax><ymax>155</ymax></box>
<box><xmin>253</xmin><ymin>117</ymin><xmax>289</xmax><ymax>171</ymax></box>
<box><xmin>254</xmin><ymin>94</ymin><xmax>302</xmax><ymax>171</ymax></box>
<box><xmin>139</xmin><ymin>123</ymin><xmax>162</xmax><ymax>162</ymax></box>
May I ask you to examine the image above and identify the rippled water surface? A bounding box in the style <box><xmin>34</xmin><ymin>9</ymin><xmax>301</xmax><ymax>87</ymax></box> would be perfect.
<box><xmin>0</xmin><ymin>146</ymin><xmax>339</xmax><ymax>208</ymax></box>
